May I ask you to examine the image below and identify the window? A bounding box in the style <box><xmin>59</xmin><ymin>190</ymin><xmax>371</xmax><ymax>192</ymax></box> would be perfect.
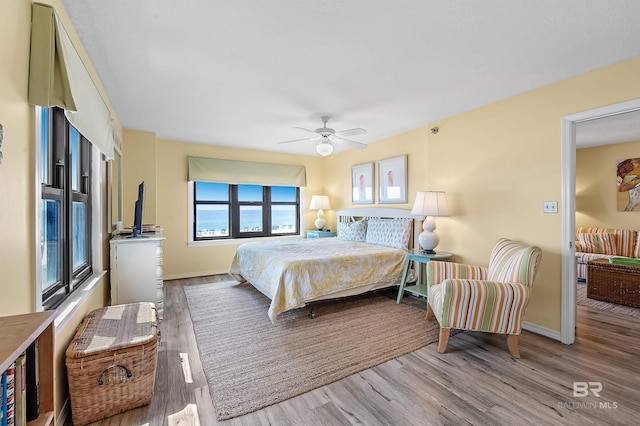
<box><xmin>193</xmin><ymin>182</ymin><xmax>300</xmax><ymax>240</ymax></box>
<box><xmin>39</xmin><ymin>107</ymin><xmax>92</xmax><ymax>310</ymax></box>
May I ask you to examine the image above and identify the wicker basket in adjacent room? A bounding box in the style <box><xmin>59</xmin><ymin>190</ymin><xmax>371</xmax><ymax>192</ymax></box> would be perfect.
<box><xmin>65</xmin><ymin>302</ymin><xmax>159</xmax><ymax>426</ymax></box>
<box><xmin>587</xmin><ymin>259</ymin><xmax>640</xmax><ymax>308</ymax></box>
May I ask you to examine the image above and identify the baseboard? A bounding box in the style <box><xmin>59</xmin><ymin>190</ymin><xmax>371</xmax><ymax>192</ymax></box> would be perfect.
<box><xmin>164</xmin><ymin>269</ymin><xmax>230</xmax><ymax>280</ymax></box>
<box><xmin>57</xmin><ymin>396</ymin><xmax>70</xmax><ymax>426</ymax></box>
<box><xmin>523</xmin><ymin>321</ymin><xmax>562</xmax><ymax>342</ymax></box>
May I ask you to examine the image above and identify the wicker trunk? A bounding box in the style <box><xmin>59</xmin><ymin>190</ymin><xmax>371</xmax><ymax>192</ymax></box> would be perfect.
<box><xmin>66</xmin><ymin>302</ymin><xmax>158</xmax><ymax>426</ymax></box>
<box><xmin>587</xmin><ymin>259</ymin><xmax>640</xmax><ymax>308</ymax></box>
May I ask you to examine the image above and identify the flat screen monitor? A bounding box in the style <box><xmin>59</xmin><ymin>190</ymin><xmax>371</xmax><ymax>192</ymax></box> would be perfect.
<box><xmin>132</xmin><ymin>181</ymin><xmax>144</xmax><ymax>237</ymax></box>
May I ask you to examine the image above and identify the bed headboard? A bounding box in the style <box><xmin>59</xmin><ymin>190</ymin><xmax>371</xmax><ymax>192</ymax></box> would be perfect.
<box><xmin>336</xmin><ymin>207</ymin><xmax>420</xmax><ymax>250</ymax></box>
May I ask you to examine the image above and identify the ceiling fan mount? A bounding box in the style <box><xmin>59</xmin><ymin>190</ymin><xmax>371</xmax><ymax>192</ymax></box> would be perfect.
<box><xmin>314</xmin><ymin>116</ymin><xmax>336</xmax><ymax>135</ymax></box>
<box><xmin>277</xmin><ymin>116</ymin><xmax>367</xmax><ymax>156</ymax></box>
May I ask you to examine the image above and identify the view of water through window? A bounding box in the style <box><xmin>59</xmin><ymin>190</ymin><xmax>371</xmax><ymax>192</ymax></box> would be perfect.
<box><xmin>194</xmin><ymin>183</ymin><xmax>298</xmax><ymax>238</ymax></box>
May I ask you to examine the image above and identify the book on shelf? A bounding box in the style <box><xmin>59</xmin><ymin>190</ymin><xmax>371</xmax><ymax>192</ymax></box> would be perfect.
<box><xmin>1</xmin><ymin>370</ymin><xmax>6</xmax><ymax>426</ymax></box>
<box><xmin>5</xmin><ymin>363</ymin><xmax>14</xmax><ymax>426</ymax></box>
<box><xmin>118</xmin><ymin>224</ymin><xmax>159</xmax><ymax>235</ymax></box>
<box><xmin>14</xmin><ymin>353</ymin><xmax>26</xmax><ymax>426</ymax></box>
<box><xmin>25</xmin><ymin>341</ymin><xmax>39</xmax><ymax>422</ymax></box>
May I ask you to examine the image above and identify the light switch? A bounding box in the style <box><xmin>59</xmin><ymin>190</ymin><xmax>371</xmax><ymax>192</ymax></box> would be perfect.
<box><xmin>543</xmin><ymin>201</ymin><xmax>558</xmax><ymax>213</ymax></box>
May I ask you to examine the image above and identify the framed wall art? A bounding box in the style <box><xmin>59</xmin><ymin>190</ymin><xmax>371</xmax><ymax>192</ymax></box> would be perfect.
<box><xmin>377</xmin><ymin>155</ymin><xmax>407</xmax><ymax>203</ymax></box>
<box><xmin>616</xmin><ymin>157</ymin><xmax>640</xmax><ymax>211</ymax></box>
<box><xmin>351</xmin><ymin>162</ymin><xmax>374</xmax><ymax>204</ymax></box>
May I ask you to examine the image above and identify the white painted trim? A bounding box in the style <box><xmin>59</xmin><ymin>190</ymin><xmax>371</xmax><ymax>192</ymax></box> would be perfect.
<box><xmin>560</xmin><ymin>116</ymin><xmax>577</xmax><ymax>344</ymax></box>
<box><xmin>56</xmin><ymin>397</ymin><xmax>70</xmax><ymax>426</ymax></box>
<box><xmin>34</xmin><ymin>106</ymin><xmax>43</xmax><ymax>312</ymax></box>
<box><xmin>523</xmin><ymin>321</ymin><xmax>562</xmax><ymax>341</ymax></box>
<box><xmin>187</xmin><ymin>234</ymin><xmax>302</xmax><ymax>248</ymax></box>
<box><xmin>164</xmin><ymin>269</ymin><xmax>231</xmax><ymax>280</ymax></box>
<box><xmin>54</xmin><ymin>270</ymin><xmax>106</xmax><ymax>331</ymax></box>
<box><xmin>91</xmin><ymin>148</ymin><xmax>104</xmax><ymax>273</ymax></box>
<box><xmin>560</xmin><ymin>98</ymin><xmax>640</xmax><ymax>345</ymax></box>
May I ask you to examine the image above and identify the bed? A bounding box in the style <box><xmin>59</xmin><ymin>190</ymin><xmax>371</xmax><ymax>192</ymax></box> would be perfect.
<box><xmin>229</xmin><ymin>208</ymin><xmax>418</xmax><ymax>322</ymax></box>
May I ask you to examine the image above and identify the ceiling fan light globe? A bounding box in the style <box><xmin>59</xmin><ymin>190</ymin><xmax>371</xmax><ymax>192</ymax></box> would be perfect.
<box><xmin>316</xmin><ymin>142</ymin><xmax>333</xmax><ymax>156</ymax></box>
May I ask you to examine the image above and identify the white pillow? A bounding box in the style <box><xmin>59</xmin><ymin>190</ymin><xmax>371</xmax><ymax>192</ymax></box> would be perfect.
<box><xmin>365</xmin><ymin>218</ymin><xmax>412</xmax><ymax>249</ymax></box>
<box><xmin>338</xmin><ymin>219</ymin><xmax>368</xmax><ymax>242</ymax></box>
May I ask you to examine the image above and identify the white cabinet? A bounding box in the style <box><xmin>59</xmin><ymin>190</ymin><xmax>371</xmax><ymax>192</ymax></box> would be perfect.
<box><xmin>110</xmin><ymin>231</ymin><xmax>165</xmax><ymax>319</ymax></box>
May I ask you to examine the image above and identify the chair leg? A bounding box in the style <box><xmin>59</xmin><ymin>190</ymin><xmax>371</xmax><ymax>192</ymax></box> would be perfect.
<box><xmin>437</xmin><ymin>327</ymin><xmax>450</xmax><ymax>353</ymax></box>
<box><xmin>507</xmin><ymin>334</ymin><xmax>520</xmax><ymax>358</ymax></box>
<box><xmin>425</xmin><ymin>303</ymin><xmax>435</xmax><ymax>320</ymax></box>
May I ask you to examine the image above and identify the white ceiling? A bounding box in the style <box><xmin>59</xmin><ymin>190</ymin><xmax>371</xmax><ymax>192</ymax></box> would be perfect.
<box><xmin>61</xmin><ymin>0</ymin><xmax>640</xmax><ymax>156</ymax></box>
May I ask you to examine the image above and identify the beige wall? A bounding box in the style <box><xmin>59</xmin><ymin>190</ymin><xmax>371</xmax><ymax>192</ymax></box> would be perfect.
<box><xmin>121</xmin><ymin>131</ymin><xmax>326</xmax><ymax>278</ymax></box>
<box><xmin>577</xmin><ymin>140</ymin><xmax>640</xmax><ymax>228</ymax></box>
<box><xmin>122</xmin><ymin>129</ymin><xmax>158</xmax><ymax>226</ymax></box>
<box><xmin>119</xmin><ymin>56</ymin><xmax>640</xmax><ymax>334</ymax></box>
<box><xmin>332</xmin><ymin>56</ymin><xmax>640</xmax><ymax>332</ymax></box>
<box><xmin>0</xmin><ymin>0</ymin><xmax>118</xmax><ymax>419</ymax></box>
<box><xmin>0</xmin><ymin>0</ymin><xmax>34</xmax><ymax>316</ymax></box>
<box><xmin>149</xmin><ymin>138</ymin><xmax>326</xmax><ymax>278</ymax></box>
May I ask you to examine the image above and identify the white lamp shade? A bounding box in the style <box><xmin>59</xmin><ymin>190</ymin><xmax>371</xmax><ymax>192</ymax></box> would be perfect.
<box><xmin>316</xmin><ymin>142</ymin><xmax>334</xmax><ymax>156</ymax></box>
<box><xmin>411</xmin><ymin>191</ymin><xmax>449</xmax><ymax>253</ymax></box>
<box><xmin>310</xmin><ymin>195</ymin><xmax>331</xmax><ymax>230</ymax></box>
<box><xmin>309</xmin><ymin>195</ymin><xmax>331</xmax><ymax>210</ymax></box>
<box><xmin>410</xmin><ymin>191</ymin><xmax>450</xmax><ymax>217</ymax></box>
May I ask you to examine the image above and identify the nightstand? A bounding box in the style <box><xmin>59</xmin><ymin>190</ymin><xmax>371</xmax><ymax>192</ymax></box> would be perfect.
<box><xmin>306</xmin><ymin>230</ymin><xmax>337</xmax><ymax>238</ymax></box>
<box><xmin>396</xmin><ymin>250</ymin><xmax>452</xmax><ymax>303</ymax></box>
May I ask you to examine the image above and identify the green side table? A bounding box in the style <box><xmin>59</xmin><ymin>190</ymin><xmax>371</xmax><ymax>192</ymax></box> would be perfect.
<box><xmin>307</xmin><ymin>230</ymin><xmax>337</xmax><ymax>238</ymax></box>
<box><xmin>396</xmin><ymin>250</ymin><xmax>452</xmax><ymax>303</ymax></box>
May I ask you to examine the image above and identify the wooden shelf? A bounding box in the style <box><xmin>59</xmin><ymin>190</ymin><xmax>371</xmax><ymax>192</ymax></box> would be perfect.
<box><xmin>27</xmin><ymin>410</ymin><xmax>54</xmax><ymax>426</ymax></box>
<box><xmin>1</xmin><ymin>311</ymin><xmax>57</xmax><ymax>426</ymax></box>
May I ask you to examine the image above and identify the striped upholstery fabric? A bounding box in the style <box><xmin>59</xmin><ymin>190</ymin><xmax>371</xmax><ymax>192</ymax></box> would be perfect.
<box><xmin>487</xmin><ymin>238</ymin><xmax>542</xmax><ymax>287</ymax></box>
<box><xmin>577</xmin><ymin>233</ymin><xmax>617</xmax><ymax>255</ymax></box>
<box><xmin>574</xmin><ymin>227</ymin><xmax>639</xmax><ymax>279</ymax></box>
<box><xmin>426</xmin><ymin>261</ymin><xmax>487</xmax><ymax>286</ymax></box>
<box><xmin>575</xmin><ymin>227</ymin><xmax>636</xmax><ymax>258</ymax></box>
<box><xmin>427</xmin><ymin>238</ymin><xmax>542</xmax><ymax>336</ymax></box>
<box><xmin>432</xmin><ymin>279</ymin><xmax>531</xmax><ymax>334</ymax></box>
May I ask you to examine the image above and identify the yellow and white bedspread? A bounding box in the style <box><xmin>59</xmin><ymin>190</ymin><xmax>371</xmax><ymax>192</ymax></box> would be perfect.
<box><xmin>229</xmin><ymin>238</ymin><xmax>407</xmax><ymax>322</ymax></box>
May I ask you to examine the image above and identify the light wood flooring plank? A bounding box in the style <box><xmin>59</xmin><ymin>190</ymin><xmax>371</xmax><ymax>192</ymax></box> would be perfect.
<box><xmin>72</xmin><ymin>276</ymin><xmax>640</xmax><ymax>426</ymax></box>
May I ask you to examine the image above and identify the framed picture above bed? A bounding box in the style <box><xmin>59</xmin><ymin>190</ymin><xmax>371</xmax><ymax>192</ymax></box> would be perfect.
<box><xmin>351</xmin><ymin>162</ymin><xmax>374</xmax><ymax>204</ymax></box>
<box><xmin>378</xmin><ymin>155</ymin><xmax>407</xmax><ymax>203</ymax></box>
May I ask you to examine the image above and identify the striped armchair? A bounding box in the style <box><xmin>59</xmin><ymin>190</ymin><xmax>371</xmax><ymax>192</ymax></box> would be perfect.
<box><xmin>425</xmin><ymin>238</ymin><xmax>542</xmax><ymax>358</ymax></box>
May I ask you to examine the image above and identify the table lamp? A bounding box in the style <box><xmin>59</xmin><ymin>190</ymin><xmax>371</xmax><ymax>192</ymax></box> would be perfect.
<box><xmin>410</xmin><ymin>191</ymin><xmax>450</xmax><ymax>253</ymax></box>
<box><xmin>309</xmin><ymin>195</ymin><xmax>331</xmax><ymax>230</ymax></box>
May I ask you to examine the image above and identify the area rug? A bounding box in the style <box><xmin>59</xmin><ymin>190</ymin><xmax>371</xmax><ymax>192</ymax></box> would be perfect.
<box><xmin>577</xmin><ymin>282</ymin><xmax>640</xmax><ymax>318</ymax></box>
<box><xmin>185</xmin><ymin>281</ymin><xmax>440</xmax><ymax>420</ymax></box>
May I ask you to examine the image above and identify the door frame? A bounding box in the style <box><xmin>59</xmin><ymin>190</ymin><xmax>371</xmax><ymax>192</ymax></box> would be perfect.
<box><xmin>561</xmin><ymin>98</ymin><xmax>640</xmax><ymax>344</ymax></box>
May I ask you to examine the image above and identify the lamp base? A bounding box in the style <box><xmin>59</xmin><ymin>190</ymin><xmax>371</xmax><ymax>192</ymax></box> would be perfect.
<box><xmin>314</xmin><ymin>208</ymin><xmax>326</xmax><ymax>231</ymax></box>
<box><xmin>421</xmin><ymin>249</ymin><xmax>437</xmax><ymax>255</ymax></box>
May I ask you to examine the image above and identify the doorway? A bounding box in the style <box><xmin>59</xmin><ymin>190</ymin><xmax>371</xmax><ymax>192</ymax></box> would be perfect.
<box><xmin>561</xmin><ymin>98</ymin><xmax>640</xmax><ymax>344</ymax></box>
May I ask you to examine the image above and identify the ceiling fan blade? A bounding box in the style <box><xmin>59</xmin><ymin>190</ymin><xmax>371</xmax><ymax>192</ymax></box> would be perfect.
<box><xmin>277</xmin><ymin>137</ymin><xmax>315</xmax><ymax>144</ymax></box>
<box><xmin>334</xmin><ymin>128</ymin><xmax>367</xmax><ymax>137</ymax></box>
<box><xmin>335</xmin><ymin>137</ymin><xmax>367</xmax><ymax>149</ymax></box>
<box><xmin>292</xmin><ymin>126</ymin><xmax>318</xmax><ymax>134</ymax></box>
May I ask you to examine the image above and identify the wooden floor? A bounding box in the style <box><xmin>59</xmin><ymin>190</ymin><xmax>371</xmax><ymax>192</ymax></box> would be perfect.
<box><xmin>79</xmin><ymin>275</ymin><xmax>640</xmax><ymax>426</ymax></box>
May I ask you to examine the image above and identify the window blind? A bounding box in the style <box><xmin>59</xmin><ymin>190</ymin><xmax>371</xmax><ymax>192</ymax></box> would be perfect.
<box><xmin>28</xmin><ymin>3</ymin><xmax>116</xmax><ymax>160</ymax></box>
<box><xmin>187</xmin><ymin>156</ymin><xmax>307</xmax><ymax>187</ymax></box>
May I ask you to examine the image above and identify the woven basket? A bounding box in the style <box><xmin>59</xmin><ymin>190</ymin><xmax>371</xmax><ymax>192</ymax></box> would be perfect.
<box><xmin>66</xmin><ymin>302</ymin><xmax>158</xmax><ymax>426</ymax></box>
<box><xmin>587</xmin><ymin>259</ymin><xmax>640</xmax><ymax>308</ymax></box>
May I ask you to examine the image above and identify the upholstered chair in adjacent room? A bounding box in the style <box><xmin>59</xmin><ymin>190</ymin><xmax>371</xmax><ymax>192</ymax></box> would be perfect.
<box><xmin>425</xmin><ymin>238</ymin><xmax>542</xmax><ymax>358</ymax></box>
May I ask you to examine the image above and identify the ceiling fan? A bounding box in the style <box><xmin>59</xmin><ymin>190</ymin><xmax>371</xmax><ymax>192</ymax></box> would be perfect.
<box><xmin>277</xmin><ymin>116</ymin><xmax>367</xmax><ymax>156</ymax></box>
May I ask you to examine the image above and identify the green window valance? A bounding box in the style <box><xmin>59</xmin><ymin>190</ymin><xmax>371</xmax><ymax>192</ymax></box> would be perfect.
<box><xmin>187</xmin><ymin>157</ymin><xmax>307</xmax><ymax>187</ymax></box>
<box><xmin>28</xmin><ymin>3</ymin><xmax>116</xmax><ymax>160</ymax></box>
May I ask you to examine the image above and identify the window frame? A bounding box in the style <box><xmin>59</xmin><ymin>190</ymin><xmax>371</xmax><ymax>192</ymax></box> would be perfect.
<box><xmin>192</xmin><ymin>182</ymin><xmax>301</xmax><ymax>241</ymax></box>
<box><xmin>38</xmin><ymin>107</ymin><xmax>93</xmax><ymax>310</ymax></box>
